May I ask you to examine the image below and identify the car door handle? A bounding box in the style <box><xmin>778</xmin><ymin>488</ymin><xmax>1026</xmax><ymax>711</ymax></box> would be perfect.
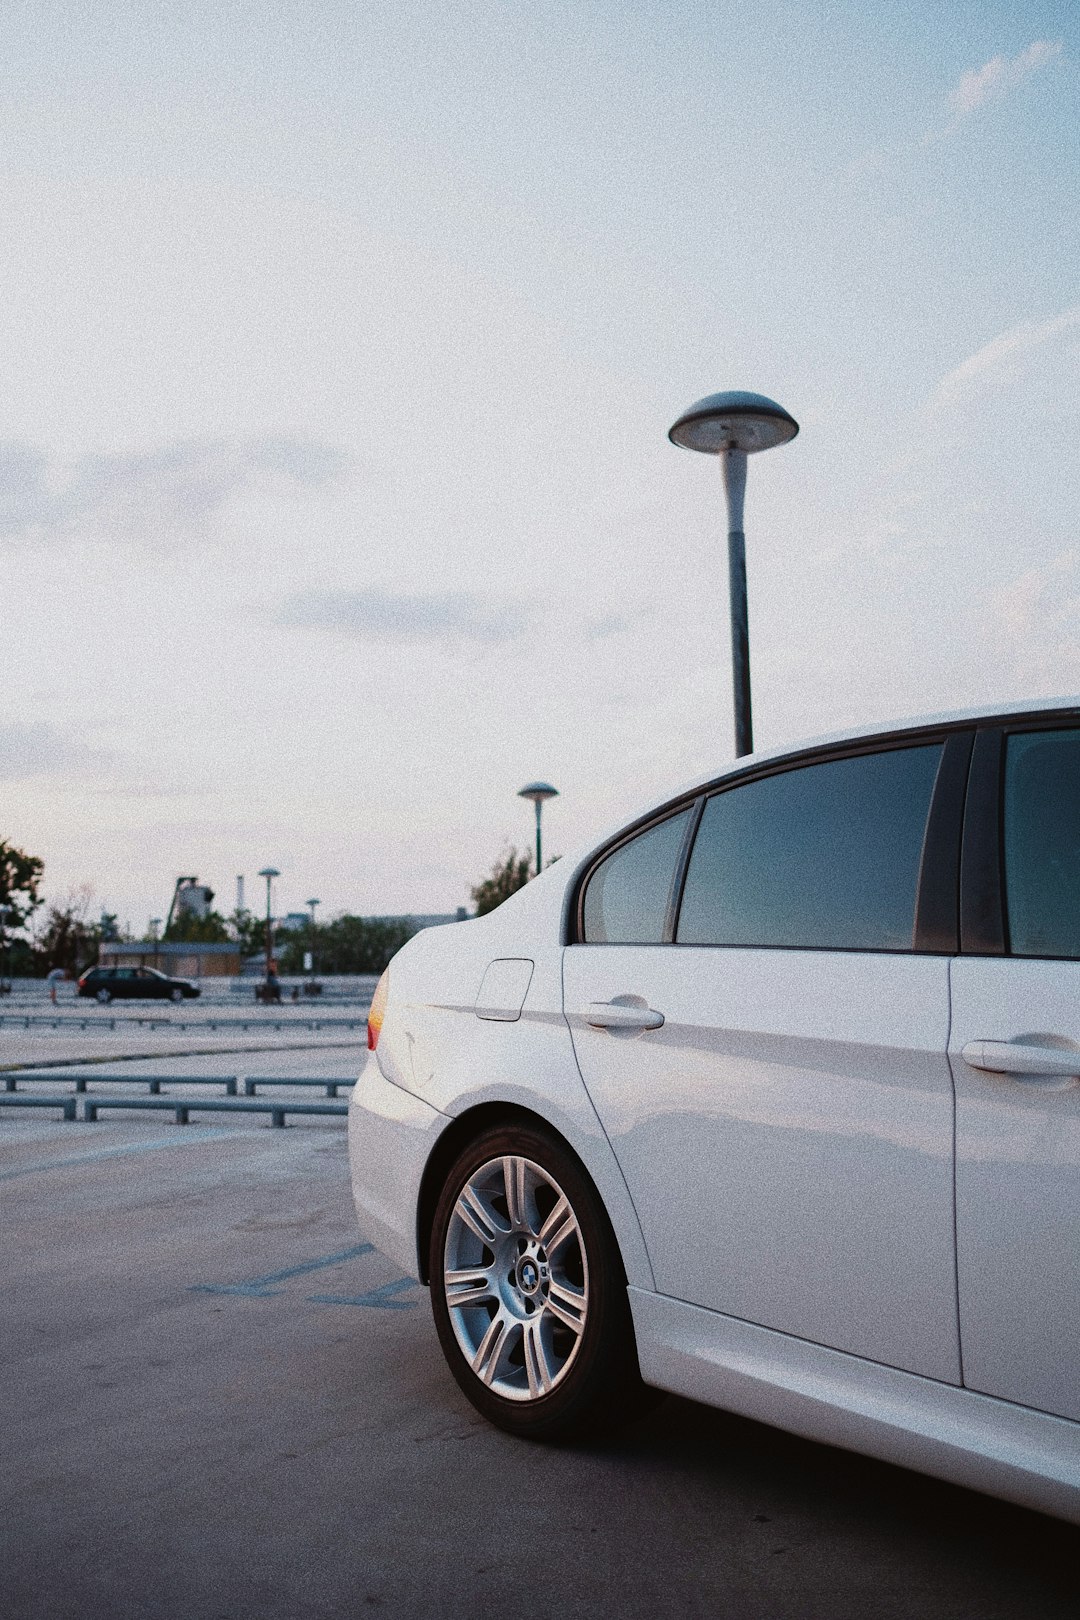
<box><xmin>961</xmin><ymin>1039</ymin><xmax>1080</xmax><ymax>1082</ymax></box>
<box><xmin>582</xmin><ymin>1000</ymin><xmax>664</xmax><ymax>1031</ymax></box>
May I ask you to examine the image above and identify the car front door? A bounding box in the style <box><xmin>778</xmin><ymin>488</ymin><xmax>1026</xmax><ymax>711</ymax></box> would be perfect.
<box><xmin>950</xmin><ymin>724</ymin><xmax>1080</xmax><ymax>1422</ymax></box>
<box><xmin>564</xmin><ymin>736</ymin><xmax>968</xmax><ymax>1383</ymax></box>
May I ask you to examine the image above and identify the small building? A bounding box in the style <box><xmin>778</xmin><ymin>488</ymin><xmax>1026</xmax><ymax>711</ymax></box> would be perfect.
<box><xmin>99</xmin><ymin>940</ymin><xmax>242</xmax><ymax>978</ymax></box>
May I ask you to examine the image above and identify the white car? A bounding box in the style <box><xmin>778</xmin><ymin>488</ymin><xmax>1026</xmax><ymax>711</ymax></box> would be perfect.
<box><xmin>349</xmin><ymin>700</ymin><xmax>1080</xmax><ymax>1525</ymax></box>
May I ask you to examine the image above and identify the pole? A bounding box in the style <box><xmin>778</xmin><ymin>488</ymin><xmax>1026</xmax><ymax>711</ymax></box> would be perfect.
<box><xmin>307</xmin><ymin>899</ymin><xmax>319</xmax><ymax>978</ymax></box>
<box><xmin>535</xmin><ymin>801</ymin><xmax>543</xmax><ymax>875</ymax></box>
<box><xmin>722</xmin><ymin>447</ymin><xmax>753</xmax><ymax>757</ymax></box>
<box><xmin>264</xmin><ymin>874</ymin><xmax>273</xmax><ymax>977</ymax></box>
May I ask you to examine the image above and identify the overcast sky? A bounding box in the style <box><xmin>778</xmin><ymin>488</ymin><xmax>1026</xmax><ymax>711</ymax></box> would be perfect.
<box><xmin>4</xmin><ymin>0</ymin><xmax>1078</xmax><ymax>931</ymax></box>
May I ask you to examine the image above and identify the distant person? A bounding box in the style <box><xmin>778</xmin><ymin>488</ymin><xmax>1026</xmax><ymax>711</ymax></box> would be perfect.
<box><xmin>259</xmin><ymin>962</ymin><xmax>282</xmax><ymax>1004</ymax></box>
<box><xmin>46</xmin><ymin>967</ymin><xmax>65</xmax><ymax>1005</ymax></box>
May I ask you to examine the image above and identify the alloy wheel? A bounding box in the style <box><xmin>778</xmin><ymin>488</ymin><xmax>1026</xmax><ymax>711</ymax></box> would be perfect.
<box><xmin>442</xmin><ymin>1154</ymin><xmax>589</xmax><ymax>1402</ymax></box>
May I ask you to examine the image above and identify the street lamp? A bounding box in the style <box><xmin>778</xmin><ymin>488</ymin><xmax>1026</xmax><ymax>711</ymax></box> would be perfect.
<box><xmin>669</xmin><ymin>390</ymin><xmax>799</xmax><ymax>758</ymax></box>
<box><xmin>518</xmin><ymin>782</ymin><xmax>559</xmax><ymax>875</ymax></box>
<box><xmin>306</xmin><ymin>898</ymin><xmax>320</xmax><ymax>981</ymax></box>
<box><xmin>258</xmin><ymin>867</ymin><xmax>280</xmax><ymax>978</ymax></box>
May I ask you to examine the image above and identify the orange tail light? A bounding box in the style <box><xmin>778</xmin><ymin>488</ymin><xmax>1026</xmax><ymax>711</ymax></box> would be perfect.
<box><xmin>367</xmin><ymin>968</ymin><xmax>389</xmax><ymax>1051</ymax></box>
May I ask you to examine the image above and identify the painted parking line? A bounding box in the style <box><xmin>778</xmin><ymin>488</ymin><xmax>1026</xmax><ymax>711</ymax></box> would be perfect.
<box><xmin>190</xmin><ymin>1242</ymin><xmax>374</xmax><ymax>1298</ymax></box>
<box><xmin>309</xmin><ymin>1278</ymin><xmax>419</xmax><ymax>1310</ymax></box>
<box><xmin>0</xmin><ymin>1128</ymin><xmax>263</xmax><ymax>1181</ymax></box>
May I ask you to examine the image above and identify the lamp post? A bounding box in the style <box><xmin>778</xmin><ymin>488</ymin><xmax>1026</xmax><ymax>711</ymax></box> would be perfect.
<box><xmin>518</xmin><ymin>782</ymin><xmax>559</xmax><ymax>874</ymax></box>
<box><xmin>306</xmin><ymin>897</ymin><xmax>320</xmax><ymax>980</ymax></box>
<box><xmin>0</xmin><ymin>904</ymin><xmax>11</xmax><ymax>995</ymax></box>
<box><xmin>258</xmin><ymin>867</ymin><xmax>280</xmax><ymax>978</ymax></box>
<box><xmin>669</xmin><ymin>391</ymin><xmax>798</xmax><ymax>757</ymax></box>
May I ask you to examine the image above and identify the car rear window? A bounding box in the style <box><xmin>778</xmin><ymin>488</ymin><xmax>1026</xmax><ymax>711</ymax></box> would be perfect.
<box><xmin>1004</xmin><ymin>728</ymin><xmax>1080</xmax><ymax>959</ymax></box>
<box><xmin>582</xmin><ymin>809</ymin><xmax>693</xmax><ymax>943</ymax></box>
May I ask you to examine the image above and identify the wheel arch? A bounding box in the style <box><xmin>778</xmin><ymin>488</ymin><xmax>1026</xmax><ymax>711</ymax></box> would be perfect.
<box><xmin>415</xmin><ymin>1101</ymin><xmax>635</xmax><ymax>1288</ymax></box>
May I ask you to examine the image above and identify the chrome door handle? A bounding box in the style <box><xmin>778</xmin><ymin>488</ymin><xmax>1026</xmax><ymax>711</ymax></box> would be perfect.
<box><xmin>582</xmin><ymin>1000</ymin><xmax>664</xmax><ymax>1031</ymax></box>
<box><xmin>961</xmin><ymin>1040</ymin><xmax>1080</xmax><ymax>1083</ymax></box>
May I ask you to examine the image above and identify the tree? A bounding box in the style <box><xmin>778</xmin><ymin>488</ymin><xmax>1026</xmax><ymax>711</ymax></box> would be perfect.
<box><xmin>164</xmin><ymin>909</ymin><xmax>231</xmax><ymax>944</ymax></box>
<box><xmin>0</xmin><ymin>840</ymin><xmax>44</xmax><ymax>931</ymax></box>
<box><xmin>34</xmin><ymin>885</ymin><xmax>101</xmax><ymax>976</ymax></box>
<box><xmin>470</xmin><ymin>846</ymin><xmax>533</xmax><ymax>916</ymax></box>
<box><xmin>226</xmin><ymin>909</ymin><xmax>264</xmax><ymax>958</ymax></box>
<box><xmin>275</xmin><ymin>915</ymin><xmax>416</xmax><ymax>975</ymax></box>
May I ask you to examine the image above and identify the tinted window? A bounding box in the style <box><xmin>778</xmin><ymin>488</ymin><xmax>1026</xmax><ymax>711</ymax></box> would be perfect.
<box><xmin>677</xmin><ymin>744</ymin><xmax>942</xmax><ymax>951</ymax></box>
<box><xmin>583</xmin><ymin>809</ymin><xmax>692</xmax><ymax>943</ymax></box>
<box><xmin>1004</xmin><ymin>728</ymin><xmax>1080</xmax><ymax>959</ymax></box>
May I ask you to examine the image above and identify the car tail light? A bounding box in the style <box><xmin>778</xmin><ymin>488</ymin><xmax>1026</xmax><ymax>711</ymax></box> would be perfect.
<box><xmin>367</xmin><ymin>969</ymin><xmax>389</xmax><ymax>1051</ymax></box>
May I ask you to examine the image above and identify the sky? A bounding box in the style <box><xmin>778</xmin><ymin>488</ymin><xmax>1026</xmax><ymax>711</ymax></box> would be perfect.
<box><xmin>3</xmin><ymin>0</ymin><xmax>1078</xmax><ymax>932</ymax></box>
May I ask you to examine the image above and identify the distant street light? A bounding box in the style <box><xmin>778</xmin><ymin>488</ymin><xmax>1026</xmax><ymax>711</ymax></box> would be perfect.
<box><xmin>258</xmin><ymin>867</ymin><xmax>280</xmax><ymax>978</ymax></box>
<box><xmin>306</xmin><ymin>898</ymin><xmax>320</xmax><ymax>980</ymax></box>
<box><xmin>518</xmin><ymin>782</ymin><xmax>559</xmax><ymax>875</ymax></box>
<box><xmin>669</xmin><ymin>390</ymin><xmax>799</xmax><ymax>757</ymax></box>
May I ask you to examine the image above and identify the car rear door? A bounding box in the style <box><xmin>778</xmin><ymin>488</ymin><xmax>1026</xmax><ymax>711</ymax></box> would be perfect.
<box><xmin>564</xmin><ymin>734</ymin><xmax>970</xmax><ymax>1383</ymax></box>
<box><xmin>950</xmin><ymin>722</ymin><xmax>1080</xmax><ymax>1422</ymax></box>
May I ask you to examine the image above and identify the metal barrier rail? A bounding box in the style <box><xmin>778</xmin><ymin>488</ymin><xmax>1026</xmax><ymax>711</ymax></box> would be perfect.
<box><xmin>0</xmin><ymin>1013</ymin><xmax>367</xmax><ymax>1031</ymax></box>
<box><xmin>0</xmin><ymin>1094</ymin><xmax>77</xmax><ymax>1121</ymax></box>
<box><xmin>5</xmin><ymin>1073</ymin><xmax>239</xmax><ymax>1095</ymax></box>
<box><xmin>81</xmin><ymin>1096</ymin><xmax>349</xmax><ymax>1127</ymax></box>
<box><xmin>243</xmin><ymin>1076</ymin><xmax>356</xmax><ymax>1098</ymax></box>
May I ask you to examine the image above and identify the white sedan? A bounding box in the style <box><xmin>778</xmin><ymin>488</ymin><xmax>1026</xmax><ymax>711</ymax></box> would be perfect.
<box><xmin>349</xmin><ymin>700</ymin><xmax>1080</xmax><ymax>1524</ymax></box>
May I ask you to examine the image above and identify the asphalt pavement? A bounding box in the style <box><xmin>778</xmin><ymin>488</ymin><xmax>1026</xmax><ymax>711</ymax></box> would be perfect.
<box><xmin>2</xmin><ymin>1084</ymin><xmax>1077</xmax><ymax>1620</ymax></box>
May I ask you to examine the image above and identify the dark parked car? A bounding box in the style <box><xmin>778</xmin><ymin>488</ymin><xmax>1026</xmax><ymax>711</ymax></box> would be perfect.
<box><xmin>77</xmin><ymin>967</ymin><xmax>200</xmax><ymax>1004</ymax></box>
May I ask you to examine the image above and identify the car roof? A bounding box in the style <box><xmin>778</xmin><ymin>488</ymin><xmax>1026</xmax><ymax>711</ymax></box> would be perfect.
<box><xmin>557</xmin><ymin>693</ymin><xmax>1080</xmax><ymax>885</ymax></box>
<box><xmin>664</xmin><ymin>693</ymin><xmax>1080</xmax><ymax>805</ymax></box>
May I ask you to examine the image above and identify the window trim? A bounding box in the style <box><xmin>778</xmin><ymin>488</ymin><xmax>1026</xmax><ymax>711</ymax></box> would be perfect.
<box><xmin>960</xmin><ymin>726</ymin><xmax>1006</xmax><ymax>955</ymax></box>
<box><xmin>571</xmin><ymin>727</ymin><xmax>974</xmax><ymax>953</ymax></box>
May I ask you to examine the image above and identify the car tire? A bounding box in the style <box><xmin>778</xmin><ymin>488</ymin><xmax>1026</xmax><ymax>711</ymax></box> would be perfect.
<box><xmin>95</xmin><ymin>988</ymin><xmax>112</xmax><ymax>1005</ymax></box>
<box><xmin>170</xmin><ymin>988</ymin><xmax>184</xmax><ymax>1003</ymax></box>
<box><xmin>429</xmin><ymin>1122</ymin><xmax>657</xmax><ymax>1441</ymax></box>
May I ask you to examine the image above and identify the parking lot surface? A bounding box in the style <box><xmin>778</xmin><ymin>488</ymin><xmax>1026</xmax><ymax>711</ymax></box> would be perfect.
<box><xmin>2</xmin><ymin>1072</ymin><xmax>1078</xmax><ymax>1619</ymax></box>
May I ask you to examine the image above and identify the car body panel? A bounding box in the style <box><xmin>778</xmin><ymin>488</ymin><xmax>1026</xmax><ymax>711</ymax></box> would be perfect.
<box><xmin>353</xmin><ymin>908</ymin><xmax>655</xmax><ymax>1290</ymax></box>
<box><xmin>565</xmin><ymin>945</ymin><xmax>960</xmax><ymax>1381</ymax></box>
<box><xmin>348</xmin><ymin>1050</ymin><xmax>450</xmax><ymax>1278</ymax></box>
<box><xmin>629</xmin><ymin>1288</ymin><xmax>1080</xmax><ymax>1524</ymax></box>
<box><xmin>950</xmin><ymin>956</ymin><xmax>1080</xmax><ymax>1423</ymax></box>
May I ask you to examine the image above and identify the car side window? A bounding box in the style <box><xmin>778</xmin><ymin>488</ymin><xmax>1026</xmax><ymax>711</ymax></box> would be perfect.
<box><xmin>676</xmin><ymin>744</ymin><xmax>943</xmax><ymax>951</ymax></box>
<box><xmin>1004</xmin><ymin>728</ymin><xmax>1080</xmax><ymax>959</ymax></box>
<box><xmin>582</xmin><ymin>809</ymin><xmax>693</xmax><ymax>943</ymax></box>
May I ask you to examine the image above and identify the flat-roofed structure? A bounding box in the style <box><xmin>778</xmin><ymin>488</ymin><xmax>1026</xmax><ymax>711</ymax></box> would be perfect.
<box><xmin>99</xmin><ymin>940</ymin><xmax>242</xmax><ymax>978</ymax></box>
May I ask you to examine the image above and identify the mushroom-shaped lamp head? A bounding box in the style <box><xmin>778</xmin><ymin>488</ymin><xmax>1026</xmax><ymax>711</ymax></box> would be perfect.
<box><xmin>669</xmin><ymin>391</ymin><xmax>798</xmax><ymax>455</ymax></box>
<box><xmin>518</xmin><ymin>782</ymin><xmax>559</xmax><ymax>806</ymax></box>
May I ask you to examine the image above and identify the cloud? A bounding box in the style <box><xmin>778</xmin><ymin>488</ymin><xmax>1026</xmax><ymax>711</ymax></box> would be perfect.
<box><xmin>949</xmin><ymin>40</ymin><xmax>1062</xmax><ymax>120</ymax></box>
<box><xmin>0</xmin><ymin>437</ymin><xmax>351</xmax><ymax>546</ymax></box>
<box><xmin>853</xmin><ymin>37</ymin><xmax>1070</xmax><ymax>162</ymax></box>
<box><xmin>0</xmin><ymin>721</ymin><xmax>119</xmax><ymax>782</ymax></box>
<box><xmin>281</xmin><ymin>587</ymin><xmax>532</xmax><ymax>645</ymax></box>
<box><xmin>988</xmin><ymin>551</ymin><xmax>1080</xmax><ymax>638</ymax></box>
<box><xmin>928</xmin><ymin>303</ymin><xmax>1080</xmax><ymax>408</ymax></box>
<box><xmin>582</xmin><ymin>613</ymin><xmax>630</xmax><ymax>642</ymax></box>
